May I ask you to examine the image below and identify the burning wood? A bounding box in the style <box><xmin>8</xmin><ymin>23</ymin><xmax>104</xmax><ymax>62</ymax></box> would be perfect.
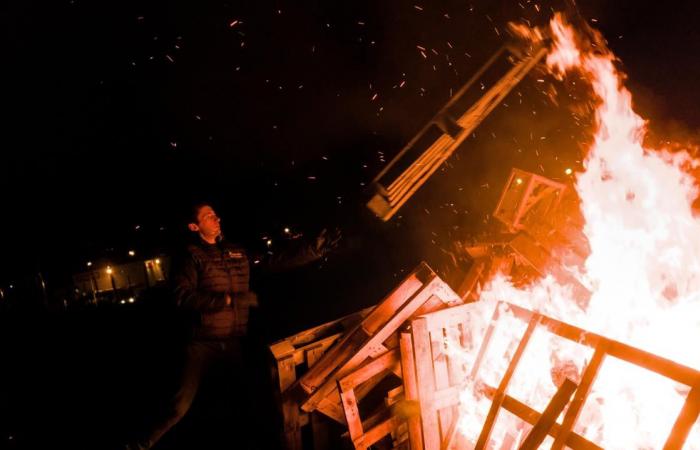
<box><xmin>270</xmin><ymin>11</ymin><xmax>700</xmax><ymax>450</ymax></box>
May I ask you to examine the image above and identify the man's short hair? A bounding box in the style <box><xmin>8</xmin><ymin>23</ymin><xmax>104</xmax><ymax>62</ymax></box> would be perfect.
<box><xmin>188</xmin><ymin>201</ymin><xmax>212</xmax><ymax>225</ymax></box>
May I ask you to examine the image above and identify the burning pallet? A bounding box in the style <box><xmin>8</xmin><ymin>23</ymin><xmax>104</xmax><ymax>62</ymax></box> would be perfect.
<box><xmin>271</xmin><ymin>169</ymin><xmax>700</xmax><ymax>448</ymax></box>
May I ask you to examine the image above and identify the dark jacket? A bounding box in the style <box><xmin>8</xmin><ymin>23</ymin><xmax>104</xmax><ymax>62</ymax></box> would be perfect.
<box><xmin>172</xmin><ymin>235</ymin><xmax>324</xmax><ymax>340</ymax></box>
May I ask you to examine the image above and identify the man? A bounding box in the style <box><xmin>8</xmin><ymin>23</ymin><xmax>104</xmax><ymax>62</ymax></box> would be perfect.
<box><xmin>125</xmin><ymin>202</ymin><xmax>338</xmax><ymax>449</ymax></box>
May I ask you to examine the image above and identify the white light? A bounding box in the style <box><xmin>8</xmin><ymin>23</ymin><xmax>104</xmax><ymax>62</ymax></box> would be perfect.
<box><xmin>516</xmin><ymin>177</ymin><xmax>523</xmax><ymax>185</ymax></box>
<box><xmin>87</xmin><ymin>261</ymin><xmax>93</xmax><ymax>267</ymax></box>
<box><xmin>128</xmin><ymin>250</ymin><xmax>135</xmax><ymax>256</ymax></box>
<box><xmin>565</xmin><ymin>167</ymin><xmax>573</xmax><ymax>175</ymax></box>
<box><xmin>106</xmin><ymin>267</ymin><xmax>113</xmax><ymax>275</ymax></box>
<box><xmin>120</xmin><ymin>300</ymin><xmax>126</xmax><ymax>304</ymax></box>
<box><xmin>284</xmin><ymin>227</ymin><xmax>290</xmax><ymax>233</ymax></box>
<box><xmin>128</xmin><ymin>297</ymin><xmax>135</xmax><ymax>303</ymax></box>
<box><xmin>155</xmin><ymin>258</ymin><xmax>161</xmax><ymax>264</ymax></box>
<box><xmin>267</xmin><ymin>239</ymin><xmax>273</xmax><ymax>246</ymax></box>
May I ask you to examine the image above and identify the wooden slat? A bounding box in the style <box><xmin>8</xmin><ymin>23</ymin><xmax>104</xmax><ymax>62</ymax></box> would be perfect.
<box><xmin>518</xmin><ymin>378</ymin><xmax>578</xmax><ymax>450</ymax></box>
<box><xmin>340</xmin><ymin>386</ymin><xmax>364</xmax><ymax>446</ymax></box>
<box><xmin>474</xmin><ymin>314</ymin><xmax>540</xmax><ymax>450</ymax></box>
<box><xmin>469</xmin><ymin>304</ymin><xmax>501</xmax><ymax>379</ymax></box>
<box><xmin>277</xmin><ymin>356</ymin><xmax>297</xmax><ymax>392</ymax></box>
<box><xmin>663</xmin><ymin>383</ymin><xmax>700</xmax><ymax>450</ymax></box>
<box><xmin>338</xmin><ymin>348</ymin><xmax>400</xmax><ymax>392</ymax></box>
<box><xmin>439</xmin><ymin>326</ymin><xmax>466</xmax><ymax>450</ymax></box>
<box><xmin>431</xmin><ymin>326</ymin><xmax>453</xmax><ymax>444</ymax></box>
<box><xmin>400</xmin><ymin>332</ymin><xmax>424</xmax><ymax>450</ymax></box>
<box><xmin>413</xmin><ymin>317</ymin><xmax>441</xmax><ymax>450</ymax></box>
<box><xmin>422</xmin><ymin>303</ymin><xmax>474</xmax><ymax>335</ymax></box>
<box><xmin>551</xmin><ymin>343</ymin><xmax>607</xmax><ymax>450</ymax></box>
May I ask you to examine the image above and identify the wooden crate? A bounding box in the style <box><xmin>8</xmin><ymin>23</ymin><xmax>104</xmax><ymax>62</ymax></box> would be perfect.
<box><xmin>269</xmin><ymin>306</ymin><xmax>374</xmax><ymax>450</ymax></box>
<box><xmin>493</xmin><ymin>168</ymin><xmax>567</xmax><ymax>234</ymax></box>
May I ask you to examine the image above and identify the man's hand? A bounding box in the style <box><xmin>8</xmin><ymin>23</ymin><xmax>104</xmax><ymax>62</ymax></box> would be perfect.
<box><xmin>315</xmin><ymin>227</ymin><xmax>342</xmax><ymax>255</ymax></box>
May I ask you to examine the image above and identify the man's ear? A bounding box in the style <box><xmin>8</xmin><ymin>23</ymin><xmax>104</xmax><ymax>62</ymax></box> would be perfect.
<box><xmin>188</xmin><ymin>223</ymin><xmax>199</xmax><ymax>232</ymax></box>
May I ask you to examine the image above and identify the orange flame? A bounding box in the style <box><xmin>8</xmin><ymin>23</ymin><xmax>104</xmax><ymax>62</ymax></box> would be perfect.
<box><xmin>456</xmin><ymin>13</ymin><xmax>700</xmax><ymax>448</ymax></box>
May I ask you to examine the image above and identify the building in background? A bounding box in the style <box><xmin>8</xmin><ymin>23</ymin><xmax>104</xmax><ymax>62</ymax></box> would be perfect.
<box><xmin>72</xmin><ymin>256</ymin><xmax>171</xmax><ymax>305</ymax></box>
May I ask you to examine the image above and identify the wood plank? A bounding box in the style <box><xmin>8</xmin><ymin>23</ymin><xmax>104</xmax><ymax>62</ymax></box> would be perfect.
<box><xmin>551</xmin><ymin>344</ymin><xmax>607</xmax><ymax>450</ymax></box>
<box><xmin>338</xmin><ymin>348</ymin><xmax>400</xmax><ymax>392</ymax></box>
<box><xmin>277</xmin><ymin>356</ymin><xmax>297</xmax><ymax>392</ymax></box>
<box><xmin>400</xmin><ymin>332</ymin><xmax>424</xmax><ymax>450</ymax></box>
<box><xmin>281</xmin><ymin>397</ymin><xmax>303</xmax><ymax>450</ymax></box>
<box><xmin>518</xmin><ymin>378</ymin><xmax>578</xmax><ymax>450</ymax></box>
<box><xmin>431</xmin><ymin>326</ymin><xmax>453</xmax><ymax>444</ymax></box>
<box><xmin>413</xmin><ymin>317</ymin><xmax>441</xmax><ymax>450</ymax></box>
<box><xmin>469</xmin><ymin>304</ymin><xmax>501</xmax><ymax>379</ymax></box>
<box><xmin>339</xmin><ymin>384</ymin><xmax>364</xmax><ymax>445</ymax></box>
<box><xmin>439</xmin><ymin>326</ymin><xmax>466</xmax><ymax>450</ymax></box>
<box><xmin>292</xmin><ymin>333</ymin><xmax>342</xmax><ymax>366</ymax></box>
<box><xmin>306</xmin><ymin>344</ymin><xmax>327</xmax><ymax>368</ymax></box>
<box><xmin>363</xmin><ymin>416</ymin><xmax>403</xmax><ymax>449</ymax></box>
<box><xmin>663</xmin><ymin>383</ymin><xmax>700</xmax><ymax>450</ymax></box>
<box><xmin>316</xmin><ymin>393</ymin><xmax>347</xmax><ymax>424</ymax></box>
<box><xmin>270</xmin><ymin>340</ymin><xmax>296</xmax><ymax>360</ymax></box>
<box><xmin>422</xmin><ymin>303</ymin><xmax>473</xmax><ymax>335</ymax></box>
<box><xmin>474</xmin><ymin>314</ymin><xmax>540</xmax><ymax>450</ymax></box>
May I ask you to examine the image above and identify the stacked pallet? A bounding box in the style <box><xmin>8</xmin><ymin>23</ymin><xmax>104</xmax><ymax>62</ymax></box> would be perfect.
<box><xmin>269</xmin><ymin>262</ymin><xmax>463</xmax><ymax>449</ymax></box>
<box><xmin>270</xmin><ymin>168</ymin><xmax>700</xmax><ymax>449</ymax></box>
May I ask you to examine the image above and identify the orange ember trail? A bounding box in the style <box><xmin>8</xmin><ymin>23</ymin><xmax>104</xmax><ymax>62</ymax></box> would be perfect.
<box><xmin>454</xmin><ymin>13</ymin><xmax>700</xmax><ymax>449</ymax></box>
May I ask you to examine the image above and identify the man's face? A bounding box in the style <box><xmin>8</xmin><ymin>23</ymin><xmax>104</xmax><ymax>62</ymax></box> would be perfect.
<box><xmin>192</xmin><ymin>205</ymin><xmax>221</xmax><ymax>239</ymax></box>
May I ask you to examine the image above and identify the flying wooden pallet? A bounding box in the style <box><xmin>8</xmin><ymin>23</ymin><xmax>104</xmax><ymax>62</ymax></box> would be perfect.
<box><xmin>367</xmin><ymin>44</ymin><xmax>548</xmax><ymax>221</ymax></box>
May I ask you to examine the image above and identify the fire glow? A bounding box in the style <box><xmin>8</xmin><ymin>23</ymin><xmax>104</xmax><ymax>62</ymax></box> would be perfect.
<box><xmin>454</xmin><ymin>13</ymin><xmax>700</xmax><ymax>449</ymax></box>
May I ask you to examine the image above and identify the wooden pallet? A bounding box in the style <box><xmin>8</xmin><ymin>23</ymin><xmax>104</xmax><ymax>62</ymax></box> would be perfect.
<box><xmin>367</xmin><ymin>46</ymin><xmax>547</xmax><ymax>222</ymax></box>
<box><xmin>293</xmin><ymin>262</ymin><xmax>462</xmax><ymax>423</ymax></box>
<box><xmin>404</xmin><ymin>300</ymin><xmax>700</xmax><ymax>449</ymax></box>
<box><xmin>269</xmin><ymin>306</ymin><xmax>374</xmax><ymax>450</ymax></box>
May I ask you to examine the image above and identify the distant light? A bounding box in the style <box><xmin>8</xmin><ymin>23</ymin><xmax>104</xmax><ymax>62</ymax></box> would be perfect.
<box><xmin>516</xmin><ymin>178</ymin><xmax>523</xmax><ymax>185</ymax></box>
<box><xmin>565</xmin><ymin>168</ymin><xmax>573</xmax><ymax>175</ymax></box>
<box><xmin>134</xmin><ymin>225</ymin><xmax>141</xmax><ymax>230</ymax></box>
<box><xmin>120</xmin><ymin>300</ymin><xmax>126</xmax><ymax>304</ymax></box>
<box><xmin>284</xmin><ymin>227</ymin><xmax>290</xmax><ymax>234</ymax></box>
<box><xmin>128</xmin><ymin>297</ymin><xmax>135</xmax><ymax>303</ymax></box>
<box><xmin>87</xmin><ymin>261</ymin><xmax>93</xmax><ymax>267</ymax></box>
<box><xmin>267</xmin><ymin>239</ymin><xmax>273</xmax><ymax>246</ymax></box>
<box><xmin>155</xmin><ymin>258</ymin><xmax>161</xmax><ymax>265</ymax></box>
<box><xmin>106</xmin><ymin>267</ymin><xmax>113</xmax><ymax>275</ymax></box>
<box><xmin>9</xmin><ymin>285</ymin><xmax>13</xmax><ymax>289</ymax></box>
<box><xmin>128</xmin><ymin>250</ymin><xmax>135</xmax><ymax>256</ymax></box>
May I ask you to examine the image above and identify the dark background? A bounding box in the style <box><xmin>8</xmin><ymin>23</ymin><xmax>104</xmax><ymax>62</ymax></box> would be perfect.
<box><xmin>1</xmin><ymin>0</ymin><xmax>700</xmax><ymax>448</ymax></box>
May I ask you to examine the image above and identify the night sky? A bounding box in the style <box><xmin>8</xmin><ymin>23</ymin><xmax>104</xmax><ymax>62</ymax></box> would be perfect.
<box><xmin>4</xmin><ymin>0</ymin><xmax>700</xmax><ymax>295</ymax></box>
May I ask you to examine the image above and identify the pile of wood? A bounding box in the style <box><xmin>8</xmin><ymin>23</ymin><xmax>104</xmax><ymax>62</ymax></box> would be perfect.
<box><xmin>269</xmin><ymin>168</ymin><xmax>700</xmax><ymax>449</ymax></box>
